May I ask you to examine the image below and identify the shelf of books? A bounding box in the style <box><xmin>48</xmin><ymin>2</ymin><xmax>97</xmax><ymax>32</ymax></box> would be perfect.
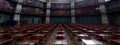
<box><xmin>75</xmin><ymin>0</ymin><xmax>100</xmax><ymax>16</ymax></box>
<box><xmin>50</xmin><ymin>3</ymin><xmax>71</xmax><ymax>16</ymax></box>
<box><xmin>0</xmin><ymin>0</ymin><xmax>16</xmax><ymax>14</ymax></box>
<box><xmin>5</xmin><ymin>0</ymin><xmax>46</xmax><ymax>16</ymax></box>
<box><xmin>11</xmin><ymin>0</ymin><xmax>46</xmax><ymax>8</ymax></box>
<box><xmin>21</xmin><ymin>6</ymin><xmax>46</xmax><ymax>16</ymax></box>
<box><xmin>105</xmin><ymin>1</ymin><xmax>120</xmax><ymax>14</ymax></box>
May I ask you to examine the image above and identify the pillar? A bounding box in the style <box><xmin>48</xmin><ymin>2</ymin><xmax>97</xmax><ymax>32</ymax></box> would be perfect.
<box><xmin>13</xmin><ymin>0</ymin><xmax>23</xmax><ymax>25</ymax></box>
<box><xmin>98</xmin><ymin>0</ymin><xmax>109</xmax><ymax>24</ymax></box>
<box><xmin>46</xmin><ymin>2</ymin><xmax>50</xmax><ymax>23</ymax></box>
<box><xmin>71</xmin><ymin>1</ymin><xmax>76</xmax><ymax>23</ymax></box>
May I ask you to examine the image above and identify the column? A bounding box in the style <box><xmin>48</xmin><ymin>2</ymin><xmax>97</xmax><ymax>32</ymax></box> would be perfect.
<box><xmin>46</xmin><ymin>2</ymin><xmax>50</xmax><ymax>23</ymax></box>
<box><xmin>98</xmin><ymin>0</ymin><xmax>109</xmax><ymax>24</ymax></box>
<box><xmin>13</xmin><ymin>0</ymin><xmax>23</xmax><ymax>25</ymax></box>
<box><xmin>71</xmin><ymin>1</ymin><xmax>76</xmax><ymax>23</ymax></box>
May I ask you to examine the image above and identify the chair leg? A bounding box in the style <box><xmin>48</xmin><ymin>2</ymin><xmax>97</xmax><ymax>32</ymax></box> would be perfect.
<box><xmin>12</xmin><ymin>39</ymin><xmax>16</xmax><ymax>45</ymax></box>
<box><xmin>12</xmin><ymin>40</ymin><xmax>15</xmax><ymax>45</ymax></box>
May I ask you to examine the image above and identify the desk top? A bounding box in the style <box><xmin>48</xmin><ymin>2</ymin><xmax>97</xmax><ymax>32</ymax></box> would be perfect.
<box><xmin>87</xmin><ymin>30</ymin><xmax>96</xmax><ymax>32</ymax></box>
<box><xmin>76</xmin><ymin>34</ymin><xmax>88</xmax><ymax>37</ymax></box>
<box><xmin>112</xmin><ymin>39</ymin><xmax>120</xmax><ymax>44</ymax></box>
<box><xmin>0</xmin><ymin>30</ymin><xmax>5</xmax><ymax>32</ymax></box>
<box><xmin>0</xmin><ymin>33</ymin><xmax>9</xmax><ymax>36</ymax></box>
<box><xmin>57</xmin><ymin>31</ymin><xmax>64</xmax><ymax>32</ymax></box>
<box><xmin>52</xmin><ymin>40</ymin><xmax>68</xmax><ymax>45</ymax></box>
<box><xmin>72</xmin><ymin>31</ymin><xmax>78</xmax><ymax>32</ymax></box>
<box><xmin>96</xmin><ymin>34</ymin><xmax>110</xmax><ymax>37</ymax></box>
<box><xmin>20</xmin><ymin>40</ymin><xmax>38</xmax><ymax>45</ymax></box>
<box><xmin>34</xmin><ymin>34</ymin><xmax>46</xmax><ymax>37</ymax></box>
<box><xmin>12</xmin><ymin>30</ymin><xmax>20</xmax><ymax>32</ymax></box>
<box><xmin>116</xmin><ymin>34</ymin><xmax>120</xmax><ymax>36</ymax></box>
<box><xmin>103</xmin><ymin>31</ymin><xmax>112</xmax><ymax>32</ymax></box>
<box><xmin>56</xmin><ymin>34</ymin><xmax>66</xmax><ymax>36</ymax></box>
<box><xmin>43</xmin><ymin>31</ymin><xmax>49</xmax><ymax>32</ymax></box>
<box><xmin>82</xmin><ymin>28</ymin><xmax>87</xmax><ymax>30</ymax></box>
<box><xmin>14</xmin><ymin>33</ymin><xmax>27</xmax><ymax>37</ymax></box>
<box><xmin>27</xmin><ymin>30</ymin><xmax>35</xmax><ymax>32</ymax></box>
<box><xmin>82</xmin><ymin>39</ymin><xmax>103</xmax><ymax>45</ymax></box>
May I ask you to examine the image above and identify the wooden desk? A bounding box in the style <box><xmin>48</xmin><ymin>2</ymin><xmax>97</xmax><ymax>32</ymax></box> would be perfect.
<box><xmin>34</xmin><ymin>34</ymin><xmax>46</xmax><ymax>37</ymax></box>
<box><xmin>0</xmin><ymin>33</ymin><xmax>9</xmax><ymax>36</ymax></box>
<box><xmin>116</xmin><ymin>34</ymin><xmax>120</xmax><ymax>36</ymax></box>
<box><xmin>96</xmin><ymin>34</ymin><xmax>110</xmax><ymax>37</ymax></box>
<box><xmin>19</xmin><ymin>40</ymin><xmax>38</xmax><ymax>45</ymax></box>
<box><xmin>27</xmin><ymin>30</ymin><xmax>35</xmax><ymax>33</ymax></box>
<box><xmin>72</xmin><ymin>31</ymin><xmax>78</xmax><ymax>33</ymax></box>
<box><xmin>82</xmin><ymin>28</ymin><xmax>87</xmax><ymax>31</ymax></box>
<box><xmin>14</xmin><ymin>33</ymin><xmax>27</xmax><ymax>37</ymax></box>
<box><xmin>94</xmin><ymin>28</ymin><xmax>99</xmax><ymax>30</ymax></box>
<box><xmin>0</xmin><ymin>30</ymin><xmax>5</xmax><ymax>32</ymax></box>
<box><xmin>43</xmin><ymin>31</ymin><xmax>49</xmax><ymax>33</ymax></box>
<box><xmin>0</xmin><ymin>39</ymin><xmax>12</xmax><ymax>44</ymax></box>
<box><xmin>57</xmin><ymin>31</ymin><xmax>64</xmax><ymax>32</ymax></box>
<box><xmin>103</xmin><ymin>31</ymin><xmax>112</xmax><ymax>33</ymax></box>
<box><xmin>111</xmin><ymin>39</ymin><xmax>120</xmax><ymax>45</ymax></box>
<box><xmin>96</xmin><ymin>34</ymin><xmax>111</xmax><ymax>40</ymax></box>
<box><xmin>12</xmin><ymin>30</ymin><xmax>20</xmax><ymax>33</ymax></box>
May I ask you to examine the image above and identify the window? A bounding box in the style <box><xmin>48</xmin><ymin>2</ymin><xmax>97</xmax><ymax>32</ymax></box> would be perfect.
<box><xmin>105</xmin><ymin>0</ymin><xmax>110</xmax><ymax>2</ymax></box>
